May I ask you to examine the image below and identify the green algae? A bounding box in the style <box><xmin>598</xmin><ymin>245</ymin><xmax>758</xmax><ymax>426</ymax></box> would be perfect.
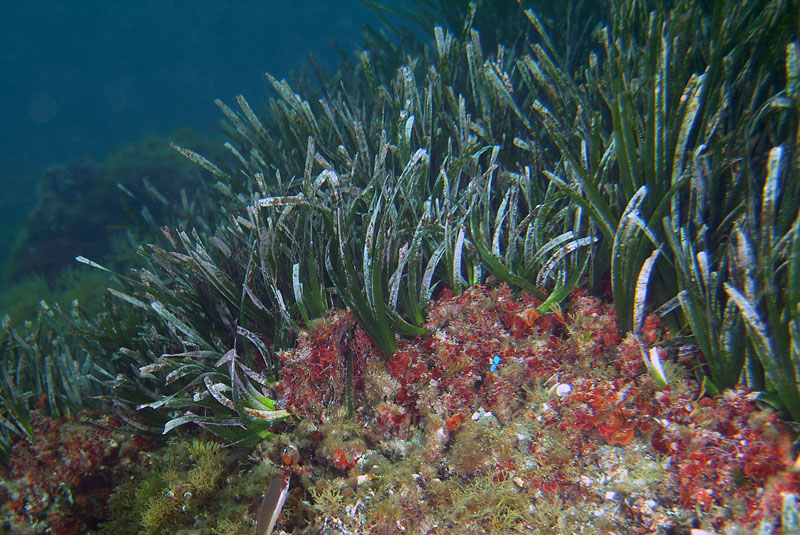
<box><xmin>102</xmin><ymin>437</ymin><xmax>272</xmax><ymax>535</ymax></box>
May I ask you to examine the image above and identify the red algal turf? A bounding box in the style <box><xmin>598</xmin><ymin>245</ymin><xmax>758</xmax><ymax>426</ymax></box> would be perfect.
<box><xmin>272</xmin><ymin>284</ymin><xmax>800</xmax><ymax>534</ymax></box>
<box><xmin>4</xmin><ymin>284</ymin><xmax>797</xmax><ymax>534</ymax></box>
<box><xmin>4</xmin><ymin>411</ymin><xmax>151</xmax><ymax>535</ymax></box>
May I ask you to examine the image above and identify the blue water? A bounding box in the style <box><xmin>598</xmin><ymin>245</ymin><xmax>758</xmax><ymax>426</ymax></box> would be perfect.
<box><xmin>0</xmin><ymin>0</ymin><xmax>407</xmax><ymax>268</ymax></box>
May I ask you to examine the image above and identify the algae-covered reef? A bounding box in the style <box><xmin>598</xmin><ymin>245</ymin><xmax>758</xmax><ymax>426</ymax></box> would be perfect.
<box><xmin>2</xmin><ymin>0</ymin><xmax>800</xmax><ymax>533</ymax></box>
<box><xmin>262</xmin><ymin>285</ymin><xmax>800</xmax><ymax>533</ymax></box>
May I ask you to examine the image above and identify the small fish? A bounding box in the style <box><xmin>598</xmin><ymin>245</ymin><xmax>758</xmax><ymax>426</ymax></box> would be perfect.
<box><xmin>256</xmin><ymin>473</ymin><xmax>291</xmax><ymax>535</ymax></box>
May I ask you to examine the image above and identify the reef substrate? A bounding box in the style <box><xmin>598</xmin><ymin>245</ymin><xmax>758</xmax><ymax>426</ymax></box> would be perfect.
<box><xmin>269</xmin><ymin>284</ymin><xmax>799</xmax><ymax>534</ymax></box>
<box><xmin>2</xmin><ymin>285</ymin><xmax>798</xmax><ymax>535</ymax></box>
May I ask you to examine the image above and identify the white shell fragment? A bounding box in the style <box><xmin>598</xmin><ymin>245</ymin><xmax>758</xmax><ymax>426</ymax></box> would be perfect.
<box><xmin>471</xmin><ymin>407</ymin><xmax>494</xmax><ymax>421</ymax></box>
<box><xmin>555</xmin><ymin>383</ymin><xmax>572</xmax><ymax>397</ymax></box>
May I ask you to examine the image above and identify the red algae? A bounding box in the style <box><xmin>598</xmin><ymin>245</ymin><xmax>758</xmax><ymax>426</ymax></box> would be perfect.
<box><xmin>6</xmin><ymin>285</ymin><xmax>797</xmax><ymax>534</ymax></box>
<box><xmin>3</xmin><ymin>411</ymin><xmax>151</xmax><ymax>535</ymax></box>
<box><xmin>653</xmin><ymin>387</ymin><xmax>798</xmax><ymax>529</ymax></box>
<box><xmin>266</xmin><ymin>284</ymin><xmax>800</xmax><ymax>534</ymax></box>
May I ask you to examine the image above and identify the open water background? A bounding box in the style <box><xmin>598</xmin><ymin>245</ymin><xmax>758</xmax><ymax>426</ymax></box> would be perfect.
<box><xmin>0</xmin><ymin>1</ymin><xmax>406</xmax><ymax>271</ymax></box>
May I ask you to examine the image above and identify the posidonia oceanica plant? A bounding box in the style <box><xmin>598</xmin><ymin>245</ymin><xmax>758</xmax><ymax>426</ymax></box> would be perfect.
<box><xmin>482</xmin><ymin>0</ymin><xmax>800</xmax><ymax>411</ymax></box>
<box><xmin>84</xmin><ymin>3</ymin><xmax>598</xmax><ymax>436</ymax></box>
<box><xmin>3</xmin><ymin>0</ymin><xmax>799</xmax><ymax>447</ymax></box>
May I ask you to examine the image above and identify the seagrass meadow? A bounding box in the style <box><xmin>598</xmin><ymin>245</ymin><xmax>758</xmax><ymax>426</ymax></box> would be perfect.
<box><xmin>2</xmin><ymin>0</ymin><xmax>800</xmax><ymax>533</ymax></box>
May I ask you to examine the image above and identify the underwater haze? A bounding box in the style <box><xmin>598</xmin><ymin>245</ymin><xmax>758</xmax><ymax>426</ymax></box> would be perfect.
<box><xmin>0</xmin><ymin>0</ymin><xmax>398</xmax><ymax>269</ymax></box>
<box><xmin>3</xmin><ymin>1</ymin><xmax>800</xmax><ymax>532</ymax></box>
